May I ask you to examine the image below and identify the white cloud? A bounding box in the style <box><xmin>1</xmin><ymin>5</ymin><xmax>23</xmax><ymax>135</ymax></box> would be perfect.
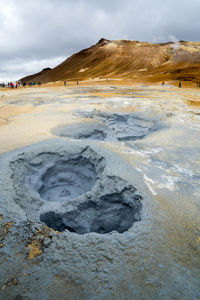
<box><xmin>0</xmin><ymin>56</ymin><xmax>65</xmax><ymax>82</ymax></box>
<box><xmin>0</xmin><ymin>0</ymin><xmax>199</xmax><ymax>81</ymax></box>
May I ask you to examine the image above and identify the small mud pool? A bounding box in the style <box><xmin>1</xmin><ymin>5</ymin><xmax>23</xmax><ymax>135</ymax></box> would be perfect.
<box><xmin>52</xmin><ymin>112</ymin><xmax>159</xmax><ymax>142</ymax></box>
<box><xmin>37</xmin><ymin>156</ymin><xmax>97</xmax><ymax>202</ymax></box>
<box><xmin>10</xmin><ymin>143</ymin><xmax>142</xmax><ymax>234</ymax></box>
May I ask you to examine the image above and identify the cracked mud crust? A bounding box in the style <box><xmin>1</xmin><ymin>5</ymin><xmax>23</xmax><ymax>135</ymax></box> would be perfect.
<box><xmin>52</xmin><ymin>112</ymin><xmax>160</xmax><ymax>142</ymax></box>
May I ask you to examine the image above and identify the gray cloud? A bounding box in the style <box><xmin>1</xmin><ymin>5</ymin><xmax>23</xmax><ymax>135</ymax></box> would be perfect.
<box><xmin>0</xmin><ymin>0</ymin><xmax>199</xmax><ymax>81</ymax></box>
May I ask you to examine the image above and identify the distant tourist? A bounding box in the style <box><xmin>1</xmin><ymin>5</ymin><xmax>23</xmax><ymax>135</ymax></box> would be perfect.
<box><xmin>77</xmin><ymin>81</ymin><xmax>79</xmax><ymax>85</ymax></box>
<box><xmin>64</xmin><ymin>81</ymin><xmax>66</xmax><ymax>86</ymax></box>
<box><xmin>23</xmin><ymin>82</ymin><xmax>26</xmax><ymax>87</ymax></box>
<box><xmin>161</xmin><ymin>81</ymin><xmax>165</xmax><ymax>85</ymax></box>
<box><xmin>38</xmin><ymin>82</ymin><xmax>41</xmax><ymax>86</ymax></box>
<box><xmin>178</xmin><ymin>82</ymin><xmax>182</xmax><ymax>88</ymax></box>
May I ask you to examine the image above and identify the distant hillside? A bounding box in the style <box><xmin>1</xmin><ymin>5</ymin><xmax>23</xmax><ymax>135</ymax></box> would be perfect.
<box><xmin>19</xmin><ymin>67</ymin><xmax>51</xmax><ymax>83</ymax></box>
<box><xmin>19</xmin><ymin>39</ymin><xmax>200</xmax><ymax>84</ymax></box>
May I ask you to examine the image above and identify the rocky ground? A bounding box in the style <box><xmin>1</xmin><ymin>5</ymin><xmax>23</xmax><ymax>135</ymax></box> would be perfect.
<box><xmin>0</xmin><ymin>84</ymin><xmax>199</xmax><ymax>299</ymax></box>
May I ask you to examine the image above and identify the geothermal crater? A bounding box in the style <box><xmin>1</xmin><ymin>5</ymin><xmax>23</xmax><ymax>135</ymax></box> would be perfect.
<box><xmin>52</xmin><ymin>112</ymin><xmax>157</xmax><ymax>141</ymax></box>
<box><xmin>11</xmin><ymin>145</ymin><xmax>142</xmax><ymax>234</ymax></box>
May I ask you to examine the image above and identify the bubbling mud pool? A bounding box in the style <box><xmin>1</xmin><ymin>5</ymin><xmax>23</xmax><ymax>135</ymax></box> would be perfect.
<box><xmin>37</xmin><ymin>156</ymin><xmax>97</xmax><ymax>202</ymax></box>
<box><xmin>10</xmin><ymin>145</ymin><xmax>142</xmax><ymax>234</ymax></box>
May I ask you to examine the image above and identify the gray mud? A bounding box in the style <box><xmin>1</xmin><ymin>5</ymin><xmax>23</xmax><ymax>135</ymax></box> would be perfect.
<box><xmin>40</xmin><ymin>188</ymin><xmax>141</xmax><ymax>234</ymax></box>
<box><xmin>52</xmin><ymin>122</ymin><xmax>108</xmax><ymax>141</ymax></box>
<box><xmin>32</xmin><ymin>155</ymin><xmax>97</xmax><ymax>202</ymax></box>
<box><xmin>52</xmin><ymin>112</ymin><xmax>160</xmax><ymax>141</ymax></box>
<box><xmin>7</xmin><ymin>142</ymin><xmax>142</xmax><ymax>235</ymax></box>
<box><xmin>0</xmin><ymin>85</ymin><xmax>200</xmax><ymax>300</ymax></box>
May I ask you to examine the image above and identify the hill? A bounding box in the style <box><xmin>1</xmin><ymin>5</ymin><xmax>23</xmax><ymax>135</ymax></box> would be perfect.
<box><xmin>19</xmin><ymin>39</ymin><xmax>200</xmax><ymax>84</ymax></box>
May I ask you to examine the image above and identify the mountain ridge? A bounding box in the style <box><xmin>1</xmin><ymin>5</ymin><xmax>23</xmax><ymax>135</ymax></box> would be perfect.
<box><xmin>19</xmin><ymin>38</ymin><xmax>200</xmax><ymax>84</ymax></box>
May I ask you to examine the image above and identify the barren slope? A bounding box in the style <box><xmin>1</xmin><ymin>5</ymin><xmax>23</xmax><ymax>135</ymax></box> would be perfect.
<box><xmin>19</xmin><ymin>39</ymin><xmax>200</xmax><ymax>84</ymax></box>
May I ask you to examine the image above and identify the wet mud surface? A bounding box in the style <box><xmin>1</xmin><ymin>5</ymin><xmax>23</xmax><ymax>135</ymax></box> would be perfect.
<box><xmin>52</xmin><ymin>111</ymin><xmax>160</xmax><ymax>142</ymax></box>
<box><xmin>10</xmin><ymin>144</ymin><xmax>142</xmax><ymax>235</ymax></box>
<box><xmin>0</xmin><ymin>85</ymin><xmax>200</xmax><ymax>299</ymax></box>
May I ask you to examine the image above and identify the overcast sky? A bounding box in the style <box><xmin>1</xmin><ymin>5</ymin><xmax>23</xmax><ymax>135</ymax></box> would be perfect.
<box><xmin>0</xmin><ymin>0</ymin><xmax>199</xmax><ymax>81</ymax></box>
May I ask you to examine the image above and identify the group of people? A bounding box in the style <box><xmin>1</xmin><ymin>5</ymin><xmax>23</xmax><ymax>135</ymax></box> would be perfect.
<box><xmin>22</xmin><ymin>82</ymin><xmax>41</xmax><ymax>87</ymax></box>
<box><xmin>0</xmin><ymin>81</ymin><xmax>42</xmax><ymax>88</ymax></box>
<box><xmin>9</xmin><ymin>82</ymin><xmax>20</xmax><ymax>88</ymax></box>
<box><xmin>1</xmin><ymin>79</ymin><xmax>200</xmax><ymax>89</ymax></box>
<box><xmin>0</xmin><ymin>82</ymin><xmax>20</xmax><ymax>88</ymax></box>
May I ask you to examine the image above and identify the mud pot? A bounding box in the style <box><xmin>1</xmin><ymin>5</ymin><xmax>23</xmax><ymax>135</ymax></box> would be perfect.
<box><xmin>7</xmin><ymin>143</ymin><xmax>142</xmax><ymax>236</ymax></box>
<box><xmin>52</xmin><ymin>112</ymin><xmax>160</xmax><ymax>141</ymax></box>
